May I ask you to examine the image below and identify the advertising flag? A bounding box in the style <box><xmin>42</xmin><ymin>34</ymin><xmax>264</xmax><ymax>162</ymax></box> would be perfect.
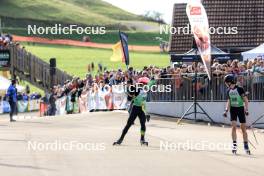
<box><xmin>119</xmin><ymin>31</ymin><xmax>130</xmax><ymax>66</ymax></box>
<box><xmin>186</xmin><ymin>1</ymin><xmax>211</xmax><ymax>80</ymax></box>
<box><xmin>110</xmin><ymin>41</ymin><xmax>123</xmax><ymax>62</ymax></box>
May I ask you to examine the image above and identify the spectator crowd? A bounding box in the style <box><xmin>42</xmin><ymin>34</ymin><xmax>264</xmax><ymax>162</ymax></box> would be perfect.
<box><xmin>0</xmin><ymin>33</ymin><xmax>13</xmax><ymax>50</ymax></box>
<box><xmin>47</xmin><ymin>58</ymin><xmax>264</xmax><ymax>111</ymax></box>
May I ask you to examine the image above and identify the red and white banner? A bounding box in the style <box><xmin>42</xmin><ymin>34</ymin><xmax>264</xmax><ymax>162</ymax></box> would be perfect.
<box><xmin>186</xmin><ymin>1</ymin><xmax>211</xmax><ymax>80</ymax></box>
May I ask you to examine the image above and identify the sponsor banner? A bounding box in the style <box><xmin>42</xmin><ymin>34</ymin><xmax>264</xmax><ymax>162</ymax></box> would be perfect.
<box><xmin>97</xmin><ymin>90</ymin><xmax>108</xmax><ymax>110</ymax></box>
<box><xmin>54</xmin><ymin>85</ymin><xmax>127</xmax><ymax>115</ymax></box>
<box><xmin>88</xmin><ymin>90</ymin><xmax>97</xmax><ymax>111</ymax></box>
<box><xmin>0</xmin><ymin>50</ymin><xmax>11</xmax><ymax>69</ymax></box>
<box><xmin>104</xmin><ymin>92</ymin><xmax>113</xmax><ymax>110</ymax></box>
<box><xmin>56</xmin><ymin>96</ymin><xmax>67</xmax><ymax>115</ymax></box>
<box><xmin>66</xmin><ymin>96</ymin><xmax>73</xmax><ymax>112</ymax></box>
<box><xmin>0</xmin><ymin>101</ymin><xmax>3</xmax><ymax>114</ymax></box>
<box><xmin>0</xmin><ymin>100</ymin><xmax>40</xmax><ymax>114</ymax></box>
<box><xmin>186</xmin><ymin>1</ymin><xmax>211</xmax><ymax>80</ymax></box>
<box><xmin>28</xmin><ymin>99</ymin><xmax>40</xmax><ymax>111</ymax></box>
<box><xmin>73</xmin><ymin>98</ymin><xmax>79</xmax><ymax>113</ymax></box>
<box><xmin>40</xmin><ymin>102</ymin><xmax>48</xmax><ymax>117</ymax></box>
<box><xmin>18</xmin><ymin>101</ymin><xmax>28</xmax><ymax>113</ymax></box>
<box><xmin>3</xmin><ymin>101</ymin><xmax>10</xmax><ymax>113</ymax></box>
<box><xmin>79</xmin><ymin>91</ymin><xmax>89</xmax><ymax>113</ymax></box>
<box><xmin>112</xmin><ymin>85</ymin><xmax>127</xmax><ymax>109</ymax></box>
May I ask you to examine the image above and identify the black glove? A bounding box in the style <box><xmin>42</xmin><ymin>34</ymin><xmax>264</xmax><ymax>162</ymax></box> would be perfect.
<box><xmin>245</xmin><ymin>111</ymin><xmax>249</xmax><ymax>116</ymax></box>
<box><xmin>223</xmin><ymin>110</ymin><xmax>228</xmax><ymax>117</ymax></box>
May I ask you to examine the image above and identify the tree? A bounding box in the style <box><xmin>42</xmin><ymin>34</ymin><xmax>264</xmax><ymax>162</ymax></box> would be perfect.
<box><xmin>143</xmin><ymin>11</ymin><xmax>165</xmax><ymax>24</ymax></box>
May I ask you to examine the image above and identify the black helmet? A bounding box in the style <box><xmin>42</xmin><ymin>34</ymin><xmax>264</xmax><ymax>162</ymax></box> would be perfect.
<box><xmin>11</xmin><ymin>79</ymin><xmax>16</xmax><ymax>85</ymax></box>
<box><xmin>224</xmin><ymin>74</ymin><xmax>236</xmax><ymax>84</ymax></box>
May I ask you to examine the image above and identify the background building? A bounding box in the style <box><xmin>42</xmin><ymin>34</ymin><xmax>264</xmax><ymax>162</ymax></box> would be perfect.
<box><xmin>170</xmin><ymin>0</ymin><xmax>264</xmax><ymax>54</ymax></box>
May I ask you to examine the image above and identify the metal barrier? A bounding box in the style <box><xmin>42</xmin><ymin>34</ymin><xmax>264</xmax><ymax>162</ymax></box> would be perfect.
<box><xmin>148</xmin><ymin>74</ymin><xmax>264</xmax><ymax>102</ymax></box>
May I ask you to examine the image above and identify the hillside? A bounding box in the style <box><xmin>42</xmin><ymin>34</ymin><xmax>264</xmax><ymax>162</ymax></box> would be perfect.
<box><xmin>0</xmin><ymin>0</ymin><xmax>166</xmax><ymax>45</ymax></box>
<box><xmin>0</xmin><ymin>0</ymin><xmax>148</xmax><ymax>27</ymax></box>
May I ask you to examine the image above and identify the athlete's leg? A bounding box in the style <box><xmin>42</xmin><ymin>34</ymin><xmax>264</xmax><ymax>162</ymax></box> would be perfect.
<box><xmin>231</xmin><ymin>121</ymin><xmax>237</xmax><ymax>142</ymax></box>
<box><xmin>117</xmin><ymin>106</ymin><xmax>138</xmax><ymax>143</ymax></box>
<box><xmin>236</xmin><ymin>107</ymin><xmax>250</xmax><ymax>152</ymax></box>
<box><xmin>230</xmin><ymin>120</ymin><xmax>237</xmax><ymax>153</ymax></box>
<box><xmin>241</xmin><ymin>123</ymin><xmax>248</xmax><ymax>142</ymax></box>
<box><xmin>230</xmin><ymin>108</ymin><xmax>238</xmax><ymax>142</ymax></box>
<box><xmin>138</xmin><ymin>108</ymin><xmax>146</xmax><ymax>141</ymax></box>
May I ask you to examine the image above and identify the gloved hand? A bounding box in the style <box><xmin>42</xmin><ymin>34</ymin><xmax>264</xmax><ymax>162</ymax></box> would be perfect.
<box><xmin>223</xmin><ymin>110</ymin><xmax>228</xmax><ymax>118</ymax></box>
<box><xmin>245</xmin><ymin>111</ymin><xmax>249</xmax><ymax>116</ymax></box>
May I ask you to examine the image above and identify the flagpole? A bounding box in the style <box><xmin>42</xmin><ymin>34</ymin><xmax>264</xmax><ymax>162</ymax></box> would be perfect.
<box><xmin>0</xmin><ymin>17</ymin><xmax>2</xmax><ymax>34</ymax></box>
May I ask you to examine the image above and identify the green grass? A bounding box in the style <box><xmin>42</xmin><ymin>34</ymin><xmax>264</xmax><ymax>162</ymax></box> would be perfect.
<box><xmin>0</xmin><ymin>0</ymin><xmax>143</xmax><ymax>25</ymax></box>
<box><xmin>19</xmin><ymin>80</ymin><xmax>44</xmax><ymax>96</ymax></box>
<box><xmin>0</xmin><ymin>0</ymin><xmax>167</xmax><ymax>46</ymax></box>
<box><xmin>23</xmin><ymin>43</ymin><xmax>170</xmax><ymax>78</ymax></box>
<box><xmin>0</xmin><ymin>0</ymin><xmax>160</xmax><ymax>32</ymax></box>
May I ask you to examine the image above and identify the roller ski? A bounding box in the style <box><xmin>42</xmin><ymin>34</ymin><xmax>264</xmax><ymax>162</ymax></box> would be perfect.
<box><xmin>244</xmin><ymin>142</ymin><xmax>251</xmax><ymax>155</ymax></box>
<box><xmin>140</xmin><ymin>139</ymin><xmax>148</xmax><ymax>146</ymax></box>
<box><xmin>113</xmin><ymin>140</ymin><xmax>122</xmax><ymax>146</ymax></box>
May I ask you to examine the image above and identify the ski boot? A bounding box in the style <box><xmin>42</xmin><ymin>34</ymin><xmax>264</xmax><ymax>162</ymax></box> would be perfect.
<box><xmin>140</xmin><ymin>139</ymin><xmax>148</xmax><ymax>146</ymax></box>
<box><xmin>113</xmin><ymin>139</ymin><xmax>122</xmax><ymax>146</ymax></box>
<box><xmin>146</xmin><ymin>115</ymin><xmax>151</xmax><ymax>122</ymax></box>
<box><xmin>232</xmin><ymin>142</ymin><xmax>237</xmax><ymax>155</ymax></box>
<box><xmin>244</xmin><ymin>142</ymin><xmax>251</xmax><ymax>155</ymax></box>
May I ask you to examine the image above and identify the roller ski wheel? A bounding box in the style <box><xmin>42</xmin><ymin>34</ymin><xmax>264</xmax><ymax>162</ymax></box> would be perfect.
<box><xmin>232</xmin><ymin>149</ymin><xmax>237</xmax><ymax>155</ymax></box>
<box><xmin>113</xmin><ymin>140</ymin><xmax>122</xmax><ymax>146</ymax></box>
<box><xmin>232</xmin><ymin>145</ymin><xmax>237</xmax><ymax>155</ymax></box>
<box><xmin>245</xmin><ymin>149</ymin><xmax>251</xmax><ymax>155</ymax></box>
<box><xmin>140</xmin><ymin>140</ymin><xmax>148</xmax><ymax>146</ymax></box>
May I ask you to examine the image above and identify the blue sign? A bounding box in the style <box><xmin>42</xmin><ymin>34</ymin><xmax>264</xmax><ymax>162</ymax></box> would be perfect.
<box><xmin>0</xmin><ymin>50</ymin><xmax>10</xmax><ymax>68</ymax></box>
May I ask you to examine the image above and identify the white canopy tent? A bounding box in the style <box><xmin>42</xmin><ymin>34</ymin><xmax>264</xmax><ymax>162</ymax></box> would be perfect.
<box><xmin>0</xmin><ymin>76</ymin><xmax>25</xmax><ymax>96</ymax></box>
<box><xmin>242</xmin><ymin>44</ymin><xmax>264</xmax><ymax>60</ymax></box>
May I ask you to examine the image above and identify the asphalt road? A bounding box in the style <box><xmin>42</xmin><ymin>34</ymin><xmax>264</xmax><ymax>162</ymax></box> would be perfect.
<box><xmin>0</xmin><ymin>111</ymin><xmax>263</xmax><ymax>176</ymax></box>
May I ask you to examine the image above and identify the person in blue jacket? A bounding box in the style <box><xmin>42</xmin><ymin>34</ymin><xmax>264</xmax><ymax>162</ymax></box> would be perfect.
<box><xmin>6</xmin><ymin>79</ymin><xmax>17</xmax><ymax>122</ymax></box>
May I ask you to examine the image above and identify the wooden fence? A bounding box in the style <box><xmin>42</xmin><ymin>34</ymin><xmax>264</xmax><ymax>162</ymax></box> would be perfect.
<box><xmin>9</xmin><ymin>44</ymin><xmax>73</xmax><ymax>92</ymax></box>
